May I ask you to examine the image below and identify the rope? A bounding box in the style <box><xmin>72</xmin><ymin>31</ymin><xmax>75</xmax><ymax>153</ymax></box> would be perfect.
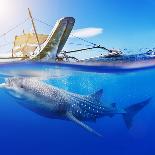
<box><xmin>0</xmin><ymin>18</ymin><xmax>30</xmax><ymax>57</ymax></box>
<box><xmin>68</xmin><ymin>42</ymin><xmax>92</xmax><ymax>47</ymax></box>
<box><xmin>70</xmin><ymin>34</ymin><xmax>97</xmax><ymax>46</ymax></box>
<box><xmin>0</xmin><ymin>18</ymin><xmax>29</xmax><ymax>38</ymax></box>
<box><xmin>33</xmin><ymin>18</ymin><xmax>52</xmax><ymax>27</ymax></box>
<box><xmin>62</xmin><ymin>46</ymin><xmax>106</xmax><ymax>54</ymax></box>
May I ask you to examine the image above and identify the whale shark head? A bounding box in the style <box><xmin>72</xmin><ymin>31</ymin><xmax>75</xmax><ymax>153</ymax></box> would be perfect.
<box><xmin>0</xmin><ymin>78</ymin><xmax>25</xmax><ymax>90</ymax></box>
<box><xmin>0</xmin><ymin>78</ymin><xmax>29</xmax><ymax>100</ymax></box>
<box><xmin>0</xmin><ymin>77</ymin><xmax>43</xmax><ymax>101</ymax></box>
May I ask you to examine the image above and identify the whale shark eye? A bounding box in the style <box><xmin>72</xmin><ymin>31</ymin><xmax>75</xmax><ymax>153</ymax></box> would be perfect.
<box><xmin>20</xmin><ymin>84</ymin><xmax>24</xmax><ymax>88</ymax></box>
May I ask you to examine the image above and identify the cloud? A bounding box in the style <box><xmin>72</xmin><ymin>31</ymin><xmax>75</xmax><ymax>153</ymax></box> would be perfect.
<box><xmin>70</xmin><ymin>27</ymin><xmax>103</xmax><ymax>38</ymax></box>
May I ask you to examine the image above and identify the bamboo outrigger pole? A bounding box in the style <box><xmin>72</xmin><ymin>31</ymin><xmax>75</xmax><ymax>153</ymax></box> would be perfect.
<box><xmin>28</xmin><ymin>8</ymin><xmax>41</xmax><ymax>53</ymax></box>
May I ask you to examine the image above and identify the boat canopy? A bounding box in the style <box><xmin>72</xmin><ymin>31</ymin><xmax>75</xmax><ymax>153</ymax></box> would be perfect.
<box><xmin>14</xmin><ymin>33</ymin><xmax>48</xmax><ymax>46</ymax></box>
<box><xmin>12</xmin><ymin>33</ymin><xmax>48</xmax><ymax>57</ymax></box>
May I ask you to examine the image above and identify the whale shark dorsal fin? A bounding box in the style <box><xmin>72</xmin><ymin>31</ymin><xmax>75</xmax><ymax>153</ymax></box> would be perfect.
<box><xmin>89</xmin><ymin>89</ymin><xmax>103</xmax><ymax>103</ymax></box>
<box><xmin>66</xmin><ymin>112</ymin><xmax>102</xmax><ymax>137</ymax></box>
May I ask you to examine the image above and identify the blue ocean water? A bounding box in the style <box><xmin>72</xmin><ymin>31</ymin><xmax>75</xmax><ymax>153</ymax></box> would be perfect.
<box><xmin>0</xmin><ymin>62</ymin><xmax>154</xmax><ymax>155</ymax></box>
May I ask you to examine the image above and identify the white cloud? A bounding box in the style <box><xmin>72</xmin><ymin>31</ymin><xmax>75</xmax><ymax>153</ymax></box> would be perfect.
<box><xmin>70</xmin><ymin>27</ymin><xmax>103</xmax><ymax>38</ymax></box>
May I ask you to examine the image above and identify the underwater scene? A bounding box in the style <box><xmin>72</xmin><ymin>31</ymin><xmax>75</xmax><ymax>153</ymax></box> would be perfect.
<box><xmin>0</xmin><ymin>62</ymin><xmax>154</xmax><ymax>155</ymax></box>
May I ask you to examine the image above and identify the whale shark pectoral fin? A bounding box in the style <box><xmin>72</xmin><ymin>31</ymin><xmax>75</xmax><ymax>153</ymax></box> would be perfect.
<box><xmin>66</xmin><ymin>112</ymin><xmax>102</xmax><ymax>137</ymax></box>
<box><xmin>8</xmin><ymin>91</ymin><xmax>22</xmax><ymax>99</ymax></box>
<box><xmin>88</xmin><ymin>89</ymin><xmax>103</xmax><ymax>103</ymax></box>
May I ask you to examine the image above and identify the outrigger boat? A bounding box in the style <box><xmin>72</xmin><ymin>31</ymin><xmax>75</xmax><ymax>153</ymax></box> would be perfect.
<box><xmin>0</xmin><ymin>8</ymin><xmax>130</xmax><ymax>63</ymax></box>
<box><xmin>0</xmin><ymin>8</ymin><xmax>155</xmax><ymax>63</ymax></box>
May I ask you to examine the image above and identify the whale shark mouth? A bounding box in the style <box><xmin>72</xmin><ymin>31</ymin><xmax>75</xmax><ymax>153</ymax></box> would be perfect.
<box><xmin>0</xmin><ymin>83</ymin><xmax>5</xmax><ymax>88</ymax></box>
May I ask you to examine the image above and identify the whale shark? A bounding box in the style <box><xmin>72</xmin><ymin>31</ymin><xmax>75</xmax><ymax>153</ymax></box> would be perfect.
<box><xmin>0</xmin><ymin>78</ymin><xmax>151</xmax><ymax>137</ymax></box>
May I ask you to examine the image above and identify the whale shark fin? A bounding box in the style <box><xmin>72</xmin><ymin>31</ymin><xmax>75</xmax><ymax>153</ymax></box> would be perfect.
<box><xmin>67</xmin><ymin>112</ymin><xmax>102</xmax><ymax>137</ymax></box>
<box><xmin>123</xmin><ymin>98</ymin><xmax>151</xmax><ymax>129</ymax></box>
<box><xmin>89</xmin><ymin>89</ymin><xmax>103</xmax><ymax>103</ymax></box>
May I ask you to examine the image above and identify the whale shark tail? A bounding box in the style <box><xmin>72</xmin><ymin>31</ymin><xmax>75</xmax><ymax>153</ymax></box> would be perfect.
<box><xmin>123</xmin><ymin>98</ymin><xmax>151</xmax><ymax>129</ymax></box>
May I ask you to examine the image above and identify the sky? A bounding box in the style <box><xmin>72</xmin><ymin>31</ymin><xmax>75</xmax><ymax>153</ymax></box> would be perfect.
<box><xmin>0</xmin><ymin>0</ymin><xmax>155</xmax><ymax>57</ymax></box>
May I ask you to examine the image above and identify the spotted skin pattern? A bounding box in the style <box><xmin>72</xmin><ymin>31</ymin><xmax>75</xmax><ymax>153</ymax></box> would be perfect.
<box><xmin>1</xmin><ymin>77</ymin><xmax>150</xmax><ymax>136</ymax></box>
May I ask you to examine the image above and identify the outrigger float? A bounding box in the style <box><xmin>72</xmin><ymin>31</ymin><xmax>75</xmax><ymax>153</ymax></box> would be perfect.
<box><xmin>0</xmin><ymin>8</ymin><xmax>155</xmax><ymax>63</ymax></box>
